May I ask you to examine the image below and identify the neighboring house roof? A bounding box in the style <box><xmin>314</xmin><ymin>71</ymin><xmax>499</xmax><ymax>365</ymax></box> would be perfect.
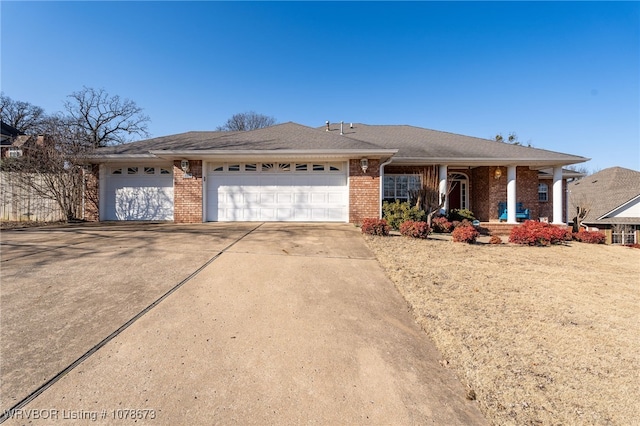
<box><xmin>568</xmin><ymin>167</ymin><xmax>640</xmax><ymax>225</ymax></box>
<box><xmin>1</xmin><ymin>121</ymin><xmax>24</xmax><ymax>145</ymax></box>
<box><xmin>92</xmin><ymin>121</ymin><xmax>588</xmax><ymax>167</ymax></box>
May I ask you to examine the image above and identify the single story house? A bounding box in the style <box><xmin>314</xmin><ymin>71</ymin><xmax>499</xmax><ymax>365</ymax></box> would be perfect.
<box><xmin>85</xmin><ymin>122</ymin><xmax>589</xmax><ymax>225</ymax></box>
<box><xmin>568</xmin><ymin>167</ymin><xmax>640</xmax><ymax>244</ymax></box>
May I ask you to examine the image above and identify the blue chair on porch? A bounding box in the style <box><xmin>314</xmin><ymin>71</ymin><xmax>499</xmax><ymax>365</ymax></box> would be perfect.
<box><xmin>498</xmin><ymin>202</ymin><xmax>530</xmax><ymax>222</ymax></box>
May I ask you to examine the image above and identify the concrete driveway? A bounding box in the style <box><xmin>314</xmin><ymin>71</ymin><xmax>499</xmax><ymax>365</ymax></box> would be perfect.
<box><xmin>1</xmin><ymin>223</ymin><xmax>485</xmax><ymax>425</ymax></box>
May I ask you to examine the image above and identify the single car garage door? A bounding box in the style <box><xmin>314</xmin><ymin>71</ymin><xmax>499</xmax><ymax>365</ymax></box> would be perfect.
<box><xmin>207</xmin><ymin>161</ymin><xmax>348</xmax><ymax>222</ymax></box>
<box><xmin>105</xmin><ymin>164</ymin><xmax>174</xmax><ymax>220</ymax></box>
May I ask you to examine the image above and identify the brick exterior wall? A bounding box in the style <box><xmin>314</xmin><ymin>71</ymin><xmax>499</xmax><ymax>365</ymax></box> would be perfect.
<box><xmin>538</xmin><ymin>178</ymin><xmax>568</xmax><ymax>223</ymax></box>
<box><xmin>349</xmin><ymin>159</ymin><xmax>380</xmax><ymax>224</ymax></box>
<box><xmin>516</xmin><ymin>167</ymin><xmax>540</xmax><ymax>220</ymax></box>
<box><xmin>471</xmin><ymin>167</ymin><xmax>491</xmax><ymax>221</ymax></box>
<box><xmin>84</xmin><ymin>165</ymin><xmax>100</xmax><ymax>222</ymax></box>
<box><xmin>173</xmin><ymin>160</ymin><xmax>203</xmax><ymax>223</ymax></box>
<box><xmin>538</xmin><ymin>178</ymin><xmax>553</xmax><ymax>221</ymax></box>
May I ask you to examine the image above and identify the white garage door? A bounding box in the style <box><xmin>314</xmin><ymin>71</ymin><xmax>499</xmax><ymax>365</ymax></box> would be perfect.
<box><xmin>207</xmin><ymin>162</ymin><xmax>348</xmax><ymax>222</ymax></box>
<box><xmin>105</xmin><ymin>165</ymin><xmax>174</xmax><ymax>221</ymax></box>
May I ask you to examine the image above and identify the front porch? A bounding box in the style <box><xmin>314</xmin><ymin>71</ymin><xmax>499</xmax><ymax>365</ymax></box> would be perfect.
<box><xmin>381</xmin><ymin>164</ymin><xmax>568</xmax><ymax>225</ymax></box>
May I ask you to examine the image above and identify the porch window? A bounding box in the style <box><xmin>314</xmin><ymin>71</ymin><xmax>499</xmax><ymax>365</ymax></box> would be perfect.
<box><xmin>538</xmin><ymin>183</ymin><xmax>549</xmax><ymax>202</ymax></box>
<box><xmin>383</xmin><ymin>175</ymin><xmax>421</xmax><ymax>203</ymax></box>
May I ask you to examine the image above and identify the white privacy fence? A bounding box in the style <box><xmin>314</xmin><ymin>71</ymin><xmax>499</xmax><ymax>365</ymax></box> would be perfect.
<box><xmin>0</xmin><ymin>172</ymin><xmax>66</xmax><ymax>222</ymax></box>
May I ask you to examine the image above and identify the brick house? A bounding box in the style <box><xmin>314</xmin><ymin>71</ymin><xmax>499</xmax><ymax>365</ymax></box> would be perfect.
<box><xmin>86</xmin><ymin>122</ymin><xmax>588</xmax><ymax>225</ymax></box>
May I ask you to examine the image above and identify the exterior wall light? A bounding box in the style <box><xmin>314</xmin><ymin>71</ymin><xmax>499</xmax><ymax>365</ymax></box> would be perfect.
<box><xmin>360</xmin><ymin>158</ymin><xmax>369</xmax><ymax>173</ymax></box>
<box><xmin>494</xmin><ymin>167</ymin><xmax>503</xmax><ymax>179</ymax></box>
<box><xmin>180</xmin><ymin>159</ymin><xmax>190</xmax><ymax>173</ymax></box>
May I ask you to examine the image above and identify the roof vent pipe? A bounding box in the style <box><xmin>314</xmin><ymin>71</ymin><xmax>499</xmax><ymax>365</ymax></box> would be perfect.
<box><xmin>325</xmin><ymin>121</ymin><xmax>330</xmax><ymax>131</ymax></box>
<box><xmin>350</xmin><ymin>123</ymin><xmax>353</xmax><ymax>129</ymax></box>
<box><xmin>340</xmin><ymin>121</ymin><xmax>344</xmax><ymax>135</ymax></box>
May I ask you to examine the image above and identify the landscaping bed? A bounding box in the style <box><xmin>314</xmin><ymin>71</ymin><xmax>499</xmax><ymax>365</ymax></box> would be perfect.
<box><xmin>364</xmin><ymin>235</ymin><xmax>640</xmax><ymax>425</ymax></box>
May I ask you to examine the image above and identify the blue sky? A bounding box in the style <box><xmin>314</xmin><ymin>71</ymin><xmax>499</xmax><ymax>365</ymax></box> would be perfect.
<box><xmin>2</xmin><ymin>1</ymin><xmax>638</xmax><ymax>172</ymax></box>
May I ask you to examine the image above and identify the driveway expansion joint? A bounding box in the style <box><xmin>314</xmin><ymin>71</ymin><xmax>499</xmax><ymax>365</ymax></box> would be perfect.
<box><xmin>0</xmin><ymin>222</ymin><xmax>264</xmax><ymax>424</ymax></box>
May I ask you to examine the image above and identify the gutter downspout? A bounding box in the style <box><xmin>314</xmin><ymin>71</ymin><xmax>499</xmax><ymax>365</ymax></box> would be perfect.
<box><xmin>379</xmin><ymin>157</ymin><xmax>394</xmax><ymax>219</ymax></box>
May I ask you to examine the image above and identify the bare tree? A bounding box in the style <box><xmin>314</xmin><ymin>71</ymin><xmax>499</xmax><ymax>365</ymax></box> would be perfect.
<box><xmin>2</xmin><ymin>115</ymin><xmax>92</xmax><ymax>221</ymax></box>
<box><xmin>408</xmin><ymin>166</ymin><xmax>447</xmax><ymax>227</ymax></box>
<box><xmin>64</xmin><ymin>86</ymin><xmax>150</xmax><ymax>148</ymax></box>
<box><xmin>216</xmin><ymin>111</ymin><xmax>277</xmax><ymax>131</ymax></box>
<box><xmin>0</xmin><ymin>93</ymin><xmax>47</xmax><ymax>134</ymax></box>
<box><xmin>569</xmin><ymin>192</ymin><xmax>592</xmax><ymax>232</ymax></box>
<box><xmin>2</xmin><ymin>89</ymin><xmax>149</xmax><ymax>222</ymax></box>
<box><xmin>565</xmin><ymin>164</ymin><xmax>594</xmax><ymax>179</ymax></box>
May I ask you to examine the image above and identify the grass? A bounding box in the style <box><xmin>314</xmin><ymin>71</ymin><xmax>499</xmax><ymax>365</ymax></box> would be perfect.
<box><xmin>364</xmin><ymin>235</ymin><xmax>640</xmax><ymax>425</ymax></box>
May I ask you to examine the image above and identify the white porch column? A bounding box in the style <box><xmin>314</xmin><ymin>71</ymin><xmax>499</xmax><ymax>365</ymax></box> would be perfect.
<box><xmin>507</xmin><ymin>165</ymin><xmax>517</xmax><ymax>224</ymax></box>
<box><xmin>438</xmin><ymin>164</ymin><xmax>448</xmax><ymax>214</ymax></box>
<box><xmin>552</xmin><ymin>166</ymin><xmax>564</xmax><ymax>224</ymax></box>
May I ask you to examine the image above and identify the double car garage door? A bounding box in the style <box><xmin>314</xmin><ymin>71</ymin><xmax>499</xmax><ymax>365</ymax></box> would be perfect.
<box><xmin>105</xmin><ymin>161</ymin><xmax>348</xmax><ymax>222</ymax></box>
<box><xmin>206</xmin><ymin>162</ymin><xmax>348</xmax><ymax>222</ymax></box>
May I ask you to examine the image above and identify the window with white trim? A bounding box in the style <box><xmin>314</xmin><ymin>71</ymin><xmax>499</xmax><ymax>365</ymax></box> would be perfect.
<box><xmin>612</xmin><ymin>225</ymin><xmax>637</xmax><ymax>245</ymax></box>
<box><xmin>8</xmin><ymin>147</ymin><xmax>22</xmax><ymax>158</ymax></box>
<box><xmin>538</xmin><ymin>183</ymin><xmax>549</xmax><ymax>202</ymax></box>
<box><xmin>383</xmin><ymin>175</ymin><xmax>421</xmax><ymax>203</ymax></box>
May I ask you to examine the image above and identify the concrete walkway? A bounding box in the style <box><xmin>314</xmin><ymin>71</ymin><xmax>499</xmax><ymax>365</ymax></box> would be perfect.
<box><xmin>1</xmin><ymin>223</ymin><xmax>485</xmax><ymax>425</ymax></box>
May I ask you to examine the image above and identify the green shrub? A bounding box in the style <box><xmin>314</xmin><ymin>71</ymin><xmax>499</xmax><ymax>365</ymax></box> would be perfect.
<box><xmin>448</xmin><ymin>209</ymin><xmax>476</xmax><ymax>222</ymax></box>
<box><xmin>361</xmin><ymin>218</ymin><xmax>390</xmax><ymax>236</ymax></box>
<box><xmin>452</xmin><ymin>225</ymin><xmax>479</xmax><ymax>244</ymax></box>
<box><xmin>399</xmin><ymin>220</ymin><xmax>431</xmax><ymax>239</ymax></box>
<box><xmin>382</xmin><ymin>200</ymin><xmax>426</xmax><ymax>230</ymax></box>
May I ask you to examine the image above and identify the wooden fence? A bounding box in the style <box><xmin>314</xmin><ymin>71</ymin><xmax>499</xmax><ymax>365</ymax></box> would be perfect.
<box><xmin>0</xmin><ymin>172</ymin><xmax>66</xmax><ymax>222</ymax></box>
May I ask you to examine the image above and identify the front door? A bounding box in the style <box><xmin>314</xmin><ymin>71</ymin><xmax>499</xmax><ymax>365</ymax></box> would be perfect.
<box><xmin>448</xmin><ymin>173</ymin><xmax>468</xmax><ymax>211</ymax></box>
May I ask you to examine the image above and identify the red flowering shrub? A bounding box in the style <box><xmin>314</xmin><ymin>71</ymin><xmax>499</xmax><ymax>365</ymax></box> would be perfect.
<box><xmin>431</xmin><ymin>216</ymin><xmax>453</xmax><ymax>233</ymax></box>
<box><xmin>361</xmin><ymin>218</ymin><xmax>390</xmax><ymax>236</ymax></box>
<box><xmin>399</xmin><ymin>220</ymin><xmax>431</xmax><ymax>239</ymax></box>
<box><xmin>452</xmin><ymin>225</ymin><xmax>479</xmax><ymax>244</ymax></box>
<box><xmin>625</xmin><ymin>243</ymin><xmax>640</xmax><ymax>249</ymax></box>
<box><xmin>572</xmin><ymin>231</ymin><xmax>605</xmax><ymax>244</ymax></box>
<box><xmin>489</xmin><ymin>235</ymin><xmax>503</xmax><ymax>245</ymax></box>
<box><xmin>509</xmin><ymin>220</ymin><xmax>568</xmax><ymax>246</ymax></box>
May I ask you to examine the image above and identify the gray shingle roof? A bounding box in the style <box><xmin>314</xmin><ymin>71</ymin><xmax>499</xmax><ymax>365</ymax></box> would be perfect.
<box><xmin>96</xmin><ymin>122</ymin><xmax>384</xmax><ymax>155</ymax></box>
<box><xmin>94</xmin><ymin>121</ymin><xmax>588</xmax><ymax>166</ymax></box>
<box><xmin>325</xmin><ymin>123</ymin><xmax>587</xmax><ymax>165</ymax></box>
<box><xmin>568</xmin><ymin>167</ymin><xmax>640</xmax><ymax>225</ymax></box>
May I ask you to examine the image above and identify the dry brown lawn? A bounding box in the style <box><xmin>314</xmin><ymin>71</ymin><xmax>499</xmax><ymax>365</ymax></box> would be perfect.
<box><xmin>364</xmin><ymin>235</ymin><xmax>640</xmax><ymax>425</ymax></box>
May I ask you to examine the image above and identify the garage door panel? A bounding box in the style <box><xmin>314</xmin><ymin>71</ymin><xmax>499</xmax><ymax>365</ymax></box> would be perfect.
<box><xmin>310</xmin><ymin>193</ymin><xmax>327</xmax><ymax>204</ymax></box>
<box><xmin>327</xmin><ymin>192</ymin><xmax>344</xmax><ymax>204</ymax></box>
<box><xmin>276</xmin><ymin>192</ymin><xmax>293</xmax><ymax>203</ymax></box>
<box><xmin>294</xmin><ymin>193</ymin><xmax>309</xmax><ymax>204</ymax></box>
